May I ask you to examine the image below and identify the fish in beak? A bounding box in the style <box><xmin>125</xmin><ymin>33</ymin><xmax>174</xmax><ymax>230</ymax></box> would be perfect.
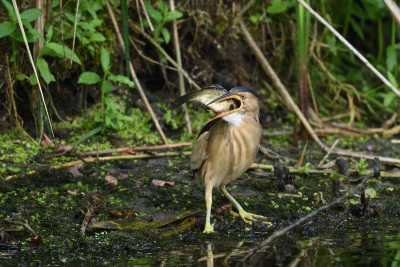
<box><xmin>173</xmin><ymin>84</ymin><xmax>243</xmax><ymax>123</ymax></box>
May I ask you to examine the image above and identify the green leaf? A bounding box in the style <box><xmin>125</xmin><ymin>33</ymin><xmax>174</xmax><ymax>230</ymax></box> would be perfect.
<box><xmin>249</xmin><ymin>14</ymin><xmax>262</xmax><ymax>25</ymax></box>
<box><xmin>387</xmin><ymin>71</ymin><xmax>398</xmax><ymax>88</ymax></box>
<box><xmin>28</xmin><ymin>28</ymin><xmax>44</xmax><ymax>41</ymax></box>
<box><xmin>46</xmin><ymin>25</ymin><xmax>53</xmax><ymax>41</ymax></box>
<box><xmin>36</xmin><ymin>58</ymin><xmax>55</xmax><ymax>84</ymax></box>
<box><xmin>42</xmin><ymin>42</ymin><xmax>82</xmax><ymax>64</ymax></box>
<box><xmin>16</xmin><ymin>73</ymin><xmax>27</xmax><ymax>81</ymax></box>
<box><xmin>386</xmin><ymin>46</ymin><xmax>397</xmax><ymax>72</ymax></box>
<box><xmin>52</xmin><ymin>0</ymin><xmax>60</xmax><ymax>8</ymax></box>
<box><xmin>144</xmin><ymin>2</ymin><xmax>162</xmax><ymax>23</ymax></box>
<box><xmin>77</xmin><ymin>21</ymin><xmax>95</xmax><ymax>32</ymax></box>
<box><xmin>0</xmin><ymin>21</ymin><xmax>17</xmax><ymax>38</ymax></box>
<box><xmin>101</xmin><ymin>80</ymin><xmax>113</xmax><ymax>94</ymax></box>
<box><xmin>77</xmin><ymin>72</ymin><xmax>101</xmax><ymax>84</ymax></box>
<box><xmin>89</xmin><ymin>32</ymin><xmax>106</xmax><ymax>42</ymax></box>
<box><xmin>64</xmin><ymin>12</ymin><xmax>76</xmax><ymax>23</ymax></box>
<box><xmin>13</xmin><ymin>31</ymin><xmax>37</xmax><ymax>43</ymax></box>
<box><xmin>161</xmin><ymin>27</ymin><xmax>170</xmax><ymax>44</ymax></box>
<box><xmin>349</xmin><ymin>18</ymin><xmax>364</xmax><ymax>40</ymax></box>
<box><xmin>164</xmin><ymin>10</ymin><xmax>183</xmax><ymax>22</ymax></box>
<box><xmin>20</xmin><ymin>8</ymin><xmax>42</xmax><ymax>23</ymax></box>
<box><xmin>90</xmin><ymin>19</ymin><xmax>103</xmax><ymax>28</ymax></box>
<box><xmin>1</xmin><ymin>0</ymin><xmax>16</xmax><ymax>21</ymax></box>
<box><xmin>29</xmin><ymin>74</ymin><xmax>37</xmax><ymax>85</ymax></box>
<box><xmin>364</xmin><ymin>188</ymin><xmax>377</xmax><ymax>199</ymax></box>
<box><xmin>266</xmin><ymin>0</ymin><xmax>289</xmax><ymax>14</ymax></box>
<box><xmin>383</xmin><ymin>91</ymin><xmax>396</xmax><ymax>107</ymax></box>
<box><xmin>108</xmin><ymin>74</ymin><xmax>135</xmax><ymax>87</ymax></box>
<box><xmin>101</xmin><ymin>46</ymin><xmax>110</xmax><ymax>73</ymax></box>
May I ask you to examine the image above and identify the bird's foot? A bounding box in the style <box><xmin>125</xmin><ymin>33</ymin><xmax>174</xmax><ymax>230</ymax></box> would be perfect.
<box><xmin>230</xmin><ymin>209</ymin><xmax>269</xmax><ymax>225</ymax></box>
<box><xmin>203</xmin><ymin>222</ymin><xmax>215</xmax><ymax>233</ymax></box>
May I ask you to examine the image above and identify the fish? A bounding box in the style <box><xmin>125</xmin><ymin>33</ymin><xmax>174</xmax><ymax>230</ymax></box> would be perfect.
<box><xmin>173</xmin><ymin>84</ymin><xmax>229</xmax><ymax>109</ymax></box>
<box><xmin>174</xmin><ymin>84</ymin><xmax>245</xmax><ymax>124</ymax></box>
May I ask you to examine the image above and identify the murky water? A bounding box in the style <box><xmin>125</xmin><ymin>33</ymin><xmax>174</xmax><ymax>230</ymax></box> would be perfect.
<box><xmin>2</xmin><ymin>219</ymin><xmax>400</xmax><ymax>266</ymax></box>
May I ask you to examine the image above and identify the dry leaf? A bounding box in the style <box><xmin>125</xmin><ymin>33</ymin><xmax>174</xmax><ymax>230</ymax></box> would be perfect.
<box><xmin>67</xmin><ymin>189</ymin><xmax>78</xmax><ymax>196</ymax></box>
<box><xmin>105</xmin><ymin>175</ymin><xmax>118</xmax><ymax>186</ymax></box>
<box><xmin>27</xmin><ymin>236</ymin><xmax>42</xmax><ymax>246</ymax></box>
<box><xmin>40</xmin><ymin>133</ymin><xmax>54</xmax><ymax>147</ymax></box>
<box><xmin>58</xmin><ymin>144</ymin><xmax>73</xmax><ymax>153</ymax></box>
<box><xmin>151</xmin><ymin>180</ymin><xmax>175</xmax><ymax>187</ymax></box>
<box><xmin>67</xmin><ymin>165</ymin><xmax>81</xmax><ymax>178</ymax></box>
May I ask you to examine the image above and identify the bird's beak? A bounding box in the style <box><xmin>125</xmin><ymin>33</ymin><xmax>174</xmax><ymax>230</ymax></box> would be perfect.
<box><xmin>206</xmin><ymin>94</ymin><xmax>243</xmax><ymax>123</ymax></box>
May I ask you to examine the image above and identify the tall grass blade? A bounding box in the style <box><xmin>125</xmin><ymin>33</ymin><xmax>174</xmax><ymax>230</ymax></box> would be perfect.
<box><xmin>10</xmin><ymin>0</ymin><xmax>54</xmax><ymax>140</ymax></box>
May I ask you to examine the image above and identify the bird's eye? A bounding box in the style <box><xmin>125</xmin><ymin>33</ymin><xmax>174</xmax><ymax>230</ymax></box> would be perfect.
<box><xmin>241</xmin><ymin>94</ymin><xmax>246</xmax><ymax>99</ymax></box>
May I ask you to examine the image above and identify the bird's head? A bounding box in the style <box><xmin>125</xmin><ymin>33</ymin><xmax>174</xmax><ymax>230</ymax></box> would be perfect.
<box><xmin>206</xmin><ymin>86</ymin><xmax>260</xmax><ymax>125</ymax></box>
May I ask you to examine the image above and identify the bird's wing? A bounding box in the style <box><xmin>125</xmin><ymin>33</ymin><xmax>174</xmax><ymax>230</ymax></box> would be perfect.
<box><xmin>191</xmin><ymin>119</ymin><xmax>219</xmax><ymax>177</ymax></box>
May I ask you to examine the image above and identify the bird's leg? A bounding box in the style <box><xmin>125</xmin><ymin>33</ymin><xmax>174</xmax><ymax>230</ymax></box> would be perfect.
<box><xmin>220</xmin><ymin>186</ymin><xmax>270</xmax><ymax>225</ymax></box>
<box><xmin>204</xmin><ymin>181</ymin><xmax>215</xmax><ymax>233</ymax></box>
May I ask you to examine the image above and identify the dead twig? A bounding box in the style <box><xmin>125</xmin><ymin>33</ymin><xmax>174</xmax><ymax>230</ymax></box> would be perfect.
<box><xmin>4</xmin><ymin>218</ymin><xmax>37</xmax><ymax>236</ymax></box>
<box><xmin>127</xmin><ymin>20</ymin><xmax>201</xmax><ymax>90</ymax></box>
<box><xmin>77</xmin><ymin>142</ymin><xmax>191</xmax><ymax>157</ymax></box>
<box><xmin>106</xmin><ymin>0</ymin><xmax>168</xmax><ymax>144</ymax></box>
<box><xmin>236</xmin><ymin>175</ymin><xmax>371</xmax><ymax>266</ymax></box>
<box><xmin>139</xmin><ymin>0</ymin><xmax>154</xmax><ymax>31</ymax></box>
<box><xmin>170</xmin><ymin>0</ymin><xmax>191</xmax><ymax>133</ymax></box>
<box><xmin>240</xmin><ymin>19</ymin><xmax>400</xmax><ymax>165</ymax></box>
<box><xmin>297</xmin><ymin>0</ymin><xmax>400</xmax><ymax>98</ymax></box>
<box><xmin>4</xmin><ymin>151</ymin><xmax>192</xmax><ymax>181</ymax></box>
<box><xmin>317</xmin><ymin>139</ymin><xmax>340</xmax><ymax>168</ymax></box>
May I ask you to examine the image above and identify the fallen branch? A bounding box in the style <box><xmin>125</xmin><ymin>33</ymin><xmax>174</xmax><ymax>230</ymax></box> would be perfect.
<box><xmin>4</xmin><ymin>152</ymin><xmax>192</xmax><ymax>181</ymax></box>
<box><xmin>106</xmin><ymin>0</ymin><xmax>168</xmax><ymax>144</ymax></box>
<box><xmin>4</xmin><ymin>218</ymin><xmax>37</xmax><ymax>236</ymax></box>
<box><xmin>77</xmin><ymin>142</ymin><xmax>191</xmax><ymax>157</ymax></box>
<box><xmin>236</xmin><ymin>175</ymin><xmax>371</xmax><ymax>266</ymax></box>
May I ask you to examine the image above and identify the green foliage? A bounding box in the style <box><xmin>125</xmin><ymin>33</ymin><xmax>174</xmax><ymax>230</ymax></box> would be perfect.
<box><xmin>355</xmin><ymin>158</ymin><xmax>368</xmax><ymax>173</ymax></box>
<box><xmin>78</xmin><ymin>46</ymin><xmax>136</xmax><ymax>131</ymax></box>
<box><xmin>144</xmin><ymin>0</ymin><xmax>182</xmax><ymax>44</ymax></box>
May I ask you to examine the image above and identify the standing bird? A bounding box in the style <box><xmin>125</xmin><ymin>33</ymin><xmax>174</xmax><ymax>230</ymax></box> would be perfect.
<box><xmin>176</xmin><ymin>85</ymin><xmax>268</xmax><ymax>233</ymax></box>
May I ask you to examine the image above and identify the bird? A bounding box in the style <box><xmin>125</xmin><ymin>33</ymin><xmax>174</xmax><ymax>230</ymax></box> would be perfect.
<box><xmin>190</xmin><ymin>85</ymin><xmax>268</xmax><ymax>233</ymax></box>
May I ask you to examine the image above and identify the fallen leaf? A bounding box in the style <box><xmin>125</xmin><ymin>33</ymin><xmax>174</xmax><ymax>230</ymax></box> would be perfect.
<box><xmin>40</xmin><ymin>133</ymin><xmax>54</xmax><ymax>147</ymax></box>
<box><xmin>27</xmin><ymin>236</ymin><xmax>42</xmax><ymax>246</ymax></box>
<box><xmin>105</xmin><ymin>175</ymin><xmax>118</xmax><ymax>186</ymax></box>
<box><xmin>109</xmin><ymin>210</ymin><xmax>135</xmax><ymax>219</ymax></box>
<box><xmin>151</xmin><ymin>180</ymin><xmax>175</xmax><ymax>187</ymax></box>
<box><xmin>67</xmin><ymin>189</ymin><xmax>78</xmax><ymax>196</ymax></box>
<box><xmin>67</xmin><ymin>165</ymin><xmax>82</xmax><ymax>178</ymax></box>
<box><xmin>58</xmin><ymin>144</ymin><xmax>73</xmax><ymax>153</ymax></box>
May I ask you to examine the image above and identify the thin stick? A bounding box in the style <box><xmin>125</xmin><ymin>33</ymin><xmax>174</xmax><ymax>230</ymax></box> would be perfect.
<box><xmin>297</xmin><ymin>0</ymin><xmax>400</xmax><ymax>98</ymax></box>
<box><xmin>4</xmin><ymin>218</ymin><xmax>37</xmax><ymax>236</ymax></box>
<box><xmin>317</xmin><ymin>139</ymin><xmax>340</xmax><ymax>168</ymax></box>
<box><xmin>135</xmin><ymin>0</ymin><xmax>143</xmax><ymax>31</ymax></box>
<box><xmin>240</xmin><ymin>19</ymin><xmax>400</xmax><ymax>165</ymax></box>
<box><xmin>236</xmin><ymin>175</ymin><xmax>371</xmax><ymax>266</ymax></box>
<box><xmin>10</xmin><ymin>0</ymin><xmax>54</xmax><ymax>140</ymax></box>
<box><xmin>130</xmin><ymin>38</ymin><xmax>179</xmax><ymax>71</ymax></box>
<box><xmin>106</xmin><ymin>0</ymin><xmax>168</xmax><ymax>144</ymax></box>
<box><xmin>130</xmin><ymin>21</ymin><xmax>201</xmax><ymax>90</ymax></box>
<box><xmin>383</xmin><ymin>0</ymin><xmax>400</xmax><ymax>28</ymax></box>
<box><xmin>139</xmin><ymin>0</ymin><xmax>154</xmax><ymax>31</ymax></box>
<box><xmin>4</xmin><ymin>151</ymin><xmax>192</xmax><ymax>181</ymax></box>
<box><xmin>70</xmin><ymin>0</ymin><xmax>80</xmax><ymax>65</ymax></box>
<box><xmin>77</xmin><ymin>142</ymin><xmax>191</xmax><ymax>156</ymax></box>
<box><xmin>170</xmin><ymin>0</ymin><xmax>192</xmax><ymax>133</ymax></box>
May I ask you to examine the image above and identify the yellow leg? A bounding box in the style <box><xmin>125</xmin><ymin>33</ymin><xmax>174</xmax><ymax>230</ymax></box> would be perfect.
<box><xmin>220</xmin><ymin>186</ymin><xmax>270</xmax><ymax>225</ymax></box>
<box><xmin>204</xmin><ymin>182</ymin><xmax>215</xmax><ymax>233</ymax></box>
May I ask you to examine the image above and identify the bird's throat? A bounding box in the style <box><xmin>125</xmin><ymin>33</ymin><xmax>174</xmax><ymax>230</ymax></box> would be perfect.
<box><xmin>222</xmin><ymin>112</ymin><xmax>243</xmax><ymax>127</ymax></box>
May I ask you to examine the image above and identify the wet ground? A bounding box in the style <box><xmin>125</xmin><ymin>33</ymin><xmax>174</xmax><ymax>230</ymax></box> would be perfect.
<box><xmin>1</xmin><ymin>140</ymin><xmax>400</xmax><ymax>266</ymax></box>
